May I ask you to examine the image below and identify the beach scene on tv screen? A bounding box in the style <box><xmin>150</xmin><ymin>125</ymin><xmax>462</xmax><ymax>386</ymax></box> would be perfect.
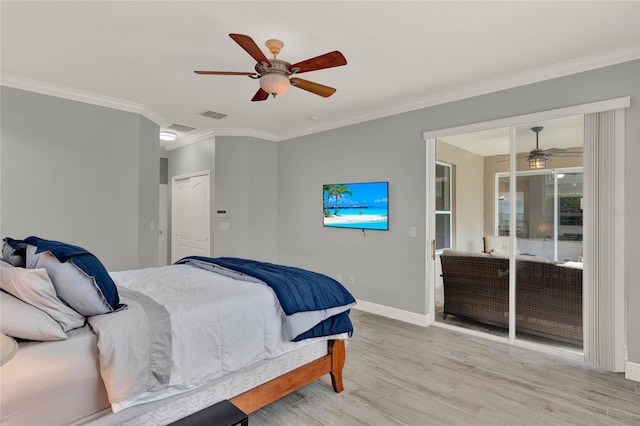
<box><xmin>323</xmin><ymin>182</ymin><xmax>389</xmax><ymax>230</ymax></box>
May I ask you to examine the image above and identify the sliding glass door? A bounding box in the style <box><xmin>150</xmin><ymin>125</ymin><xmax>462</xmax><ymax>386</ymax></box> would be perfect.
<box><xmin>433</xmin><ymin>116</ymin><xmax>584</xmax><ymax>352</ymax></box>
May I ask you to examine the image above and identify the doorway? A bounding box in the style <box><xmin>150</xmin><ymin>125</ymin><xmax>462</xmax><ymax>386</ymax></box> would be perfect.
<box><xmin>171</xmin><ymin>171</ymin><xmax>211</xmax><ymax>263</ymax></box>
<box><xmin>424</xmin><ymin>97</ymin><xmax>628</xmax><ymax>370</ymax></box>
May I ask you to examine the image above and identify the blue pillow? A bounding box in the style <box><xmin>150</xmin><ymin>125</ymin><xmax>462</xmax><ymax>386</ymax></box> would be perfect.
<box><xmin>23</xmin><ymin>236</ymin><xmax>125</xmax><ymax>316</ymax></box>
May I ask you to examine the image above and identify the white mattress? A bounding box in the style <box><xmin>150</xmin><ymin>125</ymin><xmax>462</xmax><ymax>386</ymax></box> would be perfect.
<box><xmin>82</xmin><ymin>338</ymin><xmax>332</xmax><ymax>425</ymax></box>
<box><xmin>0</xmin><ymin>325</ymin><xmax>342</xmax><ymax>426</ymax></box>
<box><xmin>0</xmin><ymin>326</ymin><xmax>110</xmax><ymax>426</ymax></box>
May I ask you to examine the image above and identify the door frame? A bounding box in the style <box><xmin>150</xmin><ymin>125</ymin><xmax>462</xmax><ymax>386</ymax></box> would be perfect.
<box><xmin>171</xmin><ymin>170</ymin><xmax>211</xmax><ymax>263</ymax></box>
<box><xmin>423</xmin><ymin>96</ymin><xmax>629</xmax><ymax>364</ymax></box>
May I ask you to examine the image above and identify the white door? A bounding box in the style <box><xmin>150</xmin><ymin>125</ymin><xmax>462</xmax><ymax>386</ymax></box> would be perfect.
<box><xmin>172</xmin><ymin>172</ymin><xmax>210</xmax><ymax>263</ymax></box>
<box><xmin>159</xmin><ymin>184</ymin><xmax>168</xmax><ymax>265</ymax></box>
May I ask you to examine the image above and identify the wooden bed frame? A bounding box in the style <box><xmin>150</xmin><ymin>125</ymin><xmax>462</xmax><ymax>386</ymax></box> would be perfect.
<box><xmin>230</xmin><ymin>339</ymin><xmax>346</xmax><ymax>414</ymax></box>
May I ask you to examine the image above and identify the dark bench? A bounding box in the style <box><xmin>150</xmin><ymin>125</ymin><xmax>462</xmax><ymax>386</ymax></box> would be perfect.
<box><xmin>169</xmin><ymin>399</ymin><xmax>248</xmax><ymax>426</ymax></box>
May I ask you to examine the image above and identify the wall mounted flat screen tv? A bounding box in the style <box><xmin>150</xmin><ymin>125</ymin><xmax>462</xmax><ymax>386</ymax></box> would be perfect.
<box><xmin>323</xmin><ymin>181</ymin><xmax>389</xmax><ymax>230</ymax></box>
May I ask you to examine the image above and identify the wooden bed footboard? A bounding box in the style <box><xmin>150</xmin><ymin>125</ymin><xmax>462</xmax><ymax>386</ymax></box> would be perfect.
<box><xmin>230</xmin><ymin>339</ymin><xmax>346</xmax><ymax>414</ymax></box>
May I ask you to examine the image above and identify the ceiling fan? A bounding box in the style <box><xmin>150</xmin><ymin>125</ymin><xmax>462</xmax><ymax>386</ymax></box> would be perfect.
<box><xmin>194</xmin><ymin>34</ymin><xmax>347</xmax><ymax>102</ymax></box>
<box><xmin>525</xmin><ymin>126</ymin><xmax>583</xmax><ymax>169</ymax></box>
<box><xmin>498</xmin><ymin>126</ymin><xmax>583</xmax><ymax>169</ymax></box>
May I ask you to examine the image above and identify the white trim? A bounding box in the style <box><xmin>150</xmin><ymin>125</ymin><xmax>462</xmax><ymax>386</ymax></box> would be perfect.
<box><xmin>422</xmin><ymin>97</ymin><xmax>631</xmax><ymax>141</ymax></box>
<box><xmin>163</xmin><ymin>130</ymin><xmax>216</xmax><ymax>151</ymax></box>
<box><xmin>353</xmin><ymin>299</ymin><xmax>429</xmax><ymax>327</ymax></box>
<box><xmin>212</xmin><ymin>128</ymin><xmax>279</xmax><ymax>142</ymax></box>
<box><xmin>425</xmin><ymin>138</ymin><xmax>436</xmax><ymax>325</ymax></box>
<box><xmin>162</xmin><ymin>129</ymin><xmax>278</xmax><ymax>152</ymax></box>
<box><xmin>172</xmin><ymin>170</ymin><xmax>211</xmax><ymax>182</ymax></box>
<box><xmin>626</xmin><ymin>361</ymin><xmax>640</xmax><ymax>383</ymax></box>
<box><xmin>432</xmin><ymin>321</ymin><xmax>509</xmax><ymax>344</ymax></box>
<box><xmin>514</xmin><ymin>338</ymin><xmax>585</xmax><ymax>364</ymax></box>
<box><xmin>432</xmin><ymin>321</ymin><xmax>585</xmax><ymax>363</ymax></box>
<box><xmin>613</xmin><ymin>108</ymin><xmax>627</xmax><ymax>372</ymax></box>
<box><xmin>1</xmin><ymin>74</ymin><xmax>166</xmax><ymax>125</ymax></box>
<box><xmin>508</xmin><ymin>126</ymin><xmax>517</xmax><ymax>345</ymax></box>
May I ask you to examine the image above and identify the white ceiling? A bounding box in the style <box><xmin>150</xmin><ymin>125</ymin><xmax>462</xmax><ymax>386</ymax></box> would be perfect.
<box><xmin>1</xmin><ymin>1</ymin><xmax>638</xmax><ymax>149</ymax></box>
<box><xmin>438</xmin><ymin>115</ymin><xmax>585</xmax><ymax>157</ymax></box>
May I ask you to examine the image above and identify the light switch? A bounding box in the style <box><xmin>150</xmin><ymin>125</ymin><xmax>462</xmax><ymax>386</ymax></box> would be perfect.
<box><xmin>410</xmin><ymin>226</ymin><xmax>417</xmax><ymax>237</ymax></box>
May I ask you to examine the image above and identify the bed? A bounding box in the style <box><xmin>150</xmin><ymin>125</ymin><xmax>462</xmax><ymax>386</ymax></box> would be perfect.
<box><xmin>0</xmin><ymin>237</ymin><xmax>355</xmax><ymax>425</ymax></box>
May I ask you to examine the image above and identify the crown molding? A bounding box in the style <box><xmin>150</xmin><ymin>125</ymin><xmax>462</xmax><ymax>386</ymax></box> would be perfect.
<box><xmin>278</xmin><ymin>45</ymin><xmax>640</xmax><ymax>141</ymax></box>
<box><xmin>162</xmin><ymin>130</ymin><xmax>216</xmax><ymax>151</ymax></box>
<box><xmin>3</xmin><ymin>45</ymin><xmax>638</xmax><ymax>147</ymax></box>
<box><xmin>161</xmin><ymin>128</ymin><xmax>279</xmax><ymax>151</ymax></box>
<box><xmin>0</xmin><ymin>74</ymin><xmax>166</xmax><ymax>126</ymax></box>
<box><xmin>212</xmin><ymin>128</ymin><xmax>279</xmax><ymax>142</ymax></box>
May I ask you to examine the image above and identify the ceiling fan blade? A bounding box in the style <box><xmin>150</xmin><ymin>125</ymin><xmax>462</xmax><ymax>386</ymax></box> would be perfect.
<box><xmin>251</xmin><ymin>88</ymin><xmax>270</xmax><ymax>102</ymax></box>
<box><xmin>496</xmin><ymin>154</ymin><xmax>530</xmax><ymax>163</ymax></box>
<box><xmin>547</xmin><ymin>151</ymin><xmax>583</xmax><ymax>157</ymax></box>
<box><xmin>289</xmin><ymin>51</ymin><xmax>347</xmax><ymax>74</ymax></box>
<box><xmin>229</xmin><ymin>33</ymin><xmax>271</xmax><ymax>66</ymax></box>
<box><xmin>194</xmin><ymin>70</ymin><xmax>256</xmax><ymax>76</ymax></box>
<box><xmin>290</xmin><ymin>78</ymin><xmax>337</xmax><ymax>98</ymax></box>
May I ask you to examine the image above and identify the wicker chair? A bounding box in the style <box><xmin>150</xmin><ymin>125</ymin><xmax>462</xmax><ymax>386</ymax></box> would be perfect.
<box><xmin>440</xmin><ymin>250</ymin><xmax>583</xmax><ymax>343</ymax></box>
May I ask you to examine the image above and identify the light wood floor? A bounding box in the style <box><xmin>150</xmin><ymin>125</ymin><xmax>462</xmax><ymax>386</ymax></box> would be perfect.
<box><xmin>250</xmin><ymin>309</ymin><xmax>640</xmax><ymax>425</ymax></box>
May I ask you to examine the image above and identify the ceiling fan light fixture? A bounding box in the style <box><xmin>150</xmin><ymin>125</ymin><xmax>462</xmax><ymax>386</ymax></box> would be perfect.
<box><xmin>159</xmin><ymin>131</ymin><xmax>177</xmax><ymax>141</ymax></box>
<box><xmin>259</xmin><ymin>72</ymin><xmax>290</xmax><ymax>97</ymax></box>
<box><xmin>529</xmin><ymin>155</ymin><xmax>547</xmax><ymax>170</ymax></box>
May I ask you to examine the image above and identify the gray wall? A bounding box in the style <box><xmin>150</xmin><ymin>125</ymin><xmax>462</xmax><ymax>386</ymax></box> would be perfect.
<box><xmin>277</xmin><ymin>118</ymin><xmax>427</xmax><ymax>314</ymax></box>
<box><xmin>0</xmin><ymin>86</ymin><xmax>159</xmax><ymax>271</ymax></box>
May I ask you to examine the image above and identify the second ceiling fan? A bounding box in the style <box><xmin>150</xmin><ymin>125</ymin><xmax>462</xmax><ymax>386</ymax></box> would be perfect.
<box><xmin>194</xmin><ymin>33</ymin><xmax>347</xmax><ymax>101</ymax></box>
<box><xmin>525</xmin><ymin>126</ymin><xmax>583</xmax><ymax>169</ymax></box>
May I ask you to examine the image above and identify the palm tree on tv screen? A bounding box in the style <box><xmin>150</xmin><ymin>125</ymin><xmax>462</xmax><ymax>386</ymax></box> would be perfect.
<box><xmin>323</xmin><ymin>184</ymin><xmax>353</xmax><ymax>216</ymax></box>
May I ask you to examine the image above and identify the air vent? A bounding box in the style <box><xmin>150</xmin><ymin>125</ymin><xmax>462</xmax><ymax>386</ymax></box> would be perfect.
<box><xmin>200</xmin><ymin>110</ymin><xmax>228</xmax><ymax>120</ymax></box>
<box><xmin>166</xmin><ymin>123</ymin><xmax>196</xmax><ymax>133</ymax></box>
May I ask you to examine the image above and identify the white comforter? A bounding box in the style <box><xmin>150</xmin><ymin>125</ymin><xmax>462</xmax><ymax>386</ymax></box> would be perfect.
<box><xmin>88</xmin><ymin>264</ymin><xmax>321</xmax><ymax>412</ymax></box>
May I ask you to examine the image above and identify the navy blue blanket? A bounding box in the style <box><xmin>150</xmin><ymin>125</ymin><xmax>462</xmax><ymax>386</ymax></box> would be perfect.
<box><xmin>176</xmin><ymin>256</ymin><xmax>355</xmax><ymax>341</ymax></box>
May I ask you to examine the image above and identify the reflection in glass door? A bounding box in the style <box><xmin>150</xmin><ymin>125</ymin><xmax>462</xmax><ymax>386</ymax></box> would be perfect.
<box><xmin>496</xmin><ymin>164</ymin><xmax>584</xmax><ymax>351</ymax></box>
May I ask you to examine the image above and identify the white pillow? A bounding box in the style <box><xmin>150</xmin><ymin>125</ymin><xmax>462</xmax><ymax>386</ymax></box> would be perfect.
<box><xmin>558</xmin><ymin>261</ymin><xmax>584</xmax><ymax>269</ymax></box>
<box><xmin>0</xmin><ymin>290</ymin><xmax>67</xmax><ymax>341</ymax></box>
<box><xmin>0</xmin><ymin>267</ymin><xmax>85</xmax><ymax>331</ymax></box>
<box><xmin>26</xmin><ymin>245</ymin><xmax>119</xmax><ymax>316</ymax></box>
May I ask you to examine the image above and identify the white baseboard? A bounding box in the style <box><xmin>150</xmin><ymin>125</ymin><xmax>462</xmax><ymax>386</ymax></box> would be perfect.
<box><xmin>626</xmin><ymin>361</ymin><xmax>640</xmax><ymax>382</ymax></box>
<box><xmin>353</xmin><ymin>299</ymin><xmax>430</xmax><ymax>327</ymax></box>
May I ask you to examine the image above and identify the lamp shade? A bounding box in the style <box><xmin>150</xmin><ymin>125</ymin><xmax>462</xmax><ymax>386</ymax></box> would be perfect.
<box><xmin>528</xmin><ymin>156</ymin><xmax>546</xmax><ymax>170</ymax></box>
<box><xmin>537</xmin><ymin>222</ymin><xmax>550</xmax><ymax>235</ymax></box>
<box><xmin>1</xmin><ymin>332</ymin><xmax>18</xmax><ymax>366</ymax></box>
<box><xmin>259</xmin><ymin>72</ymin><xmax>290</xmax><ymax>96</ymax></box>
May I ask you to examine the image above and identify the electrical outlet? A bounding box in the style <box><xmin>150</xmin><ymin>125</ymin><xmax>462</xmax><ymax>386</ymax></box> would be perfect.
<box><xmin>336</xmin><ymin>273</ymin><xmax>342</xmax><ymax>283</ymax></box>
<box><xmin>348</xmin><ymin>275</ymin><xmax>355</xmax><ymax>286</ymax></box>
